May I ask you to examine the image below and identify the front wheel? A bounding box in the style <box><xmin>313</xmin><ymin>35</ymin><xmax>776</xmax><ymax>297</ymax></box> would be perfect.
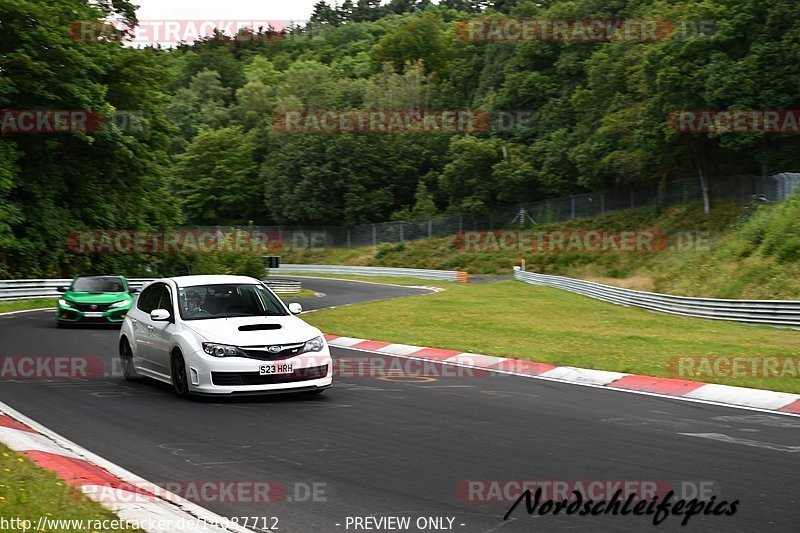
<box><xmin>171</xmin><ymin>352</ymin><xmax>191</xmax><ymax>398</ymax></box>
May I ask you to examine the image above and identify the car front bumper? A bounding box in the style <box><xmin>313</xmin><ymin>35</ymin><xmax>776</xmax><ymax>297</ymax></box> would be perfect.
<box><xmin>185</xmin><ymin>348</ymin><xmax>333</xmax><ymax>395</ymax></box>
<box><xmin>57</xmin><ymin>305</ymin><xmax>131</xmax><ymax>324</ymax></box>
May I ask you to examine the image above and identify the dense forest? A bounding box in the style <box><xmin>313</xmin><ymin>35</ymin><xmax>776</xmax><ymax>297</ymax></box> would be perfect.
<box><xmin>1</xmin><ymin>0</ymin><xmax>799</xmax><ymax>276</ymax></box>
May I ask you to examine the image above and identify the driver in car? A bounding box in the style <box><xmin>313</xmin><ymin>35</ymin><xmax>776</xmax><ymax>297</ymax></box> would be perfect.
<box><xmin>184</xmin><ymin>290</ymin><xmax>204</xmax><ymax>316</ymax></box>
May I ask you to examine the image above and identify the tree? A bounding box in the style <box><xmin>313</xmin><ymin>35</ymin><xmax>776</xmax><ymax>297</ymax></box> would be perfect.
<box><xmin>173</xmin><ymin>128</ymin><xmax>262</xmax><ymax>225</ymax></box>
<box><xmin>370</xmin><ymin>12</ymin><xmax>451</xmax><ymax>74</ymax></box>
<box><xmin>490</xmin><ymin>0</ymin><xmax>518</xmax><ymax>13</ymax></box>
<box><xmin>364</xmin><ymin>61</ymin><xmax>435</xmax><ymax>109</ymax></box>
<box><xmin>165</xmin><ymin>69</ymin><xmax>231</xmax><ymax>153</ymax></box>
<box><xmin>392</xmin><ymin>181</ymin><xmax>438</xmax><ymax>220</ymax></box>
<box><xmin>387</xmin><ymin>0</ymin><xmax>420</xmax><ymax>15</ymax></box>
<box><xmin>439</xmin><ymin>136</ymin><xmax>504</xmax><ymax>212</ymax></box>
<box><xmin>244</xmin><ymin>56</ymin><xmax>286</xmax><ymax>88</ymax></box>
<box><xmin>338</xmin><ymin>0</ymin><xmax>355</xmax><ymax>22</ymax></box>
<box><xmin>276</xmin><ymin>61</ymin><xmax>336</xmax><ymax>109</ymax></box>
<box><xmin>234</xmin><ymin>81</ymin><xmax>273</xmax><ymax>130</ymax></box>
<box><xmin>310</xmin><ymin>1</ymin><xmax>340</xmax><ymax>26</ymax></box>
<box><xmin>0</xmin><ymin>141</ymin><xmax>22</xmax><ymax>276</ymax></box>
<box><xmin>440</xmin><ymin>0</ymin><xmax>483</xmax><ymax>12</ymax></box>
<box><xmin>353</xmin><ymin>0</ymin><xmax>385</xmax><ymax>22</ymax></box>
<box><xmin>0</xmin><ymin>0</ymin><xmax>180</xmax><ymax>277</ymax></box>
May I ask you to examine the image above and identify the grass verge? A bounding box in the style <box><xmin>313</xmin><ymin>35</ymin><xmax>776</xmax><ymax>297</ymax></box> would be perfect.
<box><xmin>0</xmin><ymin>299</ymin><xmax>54</xmax><ymax>314</ymax></box>
<box><xmin>281</xmin><ymin>288</ymin><xmax>318</xmax><ymax>298</ymax></box>
<box><xmin>279</xmin><ymin>199</ymin><xmax>800</xmax><ymax>299</ymax></box>
<box><xmin>303</xmin><ymin>278</ymin><xmax>800</xmax><ymax>393</ymax></box>
<box><xmin>0</xmin><ymin>443</ymin><xmax>140</xmax><ymax>532</ymax></box>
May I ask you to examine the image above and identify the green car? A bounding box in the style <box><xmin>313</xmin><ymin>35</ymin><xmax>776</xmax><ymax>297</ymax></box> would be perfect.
<box><xmin>56</xmin><ymin>275</ymin><xmax>137</xmax><ymax>327</ymax></box>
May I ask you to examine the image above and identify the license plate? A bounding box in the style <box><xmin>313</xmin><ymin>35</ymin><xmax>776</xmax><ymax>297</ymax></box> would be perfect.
<box><xmin>260</xmin><ymin>363</ymin><xmax>293</xmax><ymax>375</ymax></box>
<box><xmin>83</xmin><ymin>312</ymin><xmax>103</xmax><ymax>318</ymax></box>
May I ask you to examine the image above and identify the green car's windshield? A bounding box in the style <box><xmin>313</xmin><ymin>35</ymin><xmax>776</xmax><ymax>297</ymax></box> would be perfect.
<box><xmin>178</xmin><ymin>284</ymin><xmax>288</xmax><ymax>321</ymax></box>
<box><xmin>71</xmin><ymin>276</ymin><xmax>125</xmax><ymax>293</ymax></box>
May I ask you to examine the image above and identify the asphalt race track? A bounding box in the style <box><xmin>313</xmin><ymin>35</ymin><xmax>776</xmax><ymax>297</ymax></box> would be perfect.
<box><xmin>1</xmin><ymin>277</ymin><xmax>798</xmax><ymax>532</ymax></box>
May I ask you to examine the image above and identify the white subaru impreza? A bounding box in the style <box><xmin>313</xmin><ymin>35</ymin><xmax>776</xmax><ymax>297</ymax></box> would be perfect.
<box><xmin>118</xmin><ymin>275</ymin><xmax>331</xmax><ymax>397</ymax></box>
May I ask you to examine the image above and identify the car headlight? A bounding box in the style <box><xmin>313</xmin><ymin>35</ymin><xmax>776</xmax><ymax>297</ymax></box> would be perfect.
<box><xmin>109</xmin><ymin>300</ymin><xmax>130</xmax><ymax>308</ymax></box>
<box><xmin>58</xmin><ymin>299</ymin><xmax>68</xmax><ymax>307</ymax></box>
<box><xmin>202</xmin><ymin>343</ymin><xmax>245</xmax><ymax>358</ymax></box>
<box><xmin>301</xmin><ymin>336</ymin><xmax>325</xmax><ymax>353</ymax></box>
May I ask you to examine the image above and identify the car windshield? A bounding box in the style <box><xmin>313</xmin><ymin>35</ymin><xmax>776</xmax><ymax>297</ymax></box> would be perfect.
<box><xmin>178</xmin><ymin>284</ymin><xmax>288</xmax><ymax>321</ymax></box>
<box><xmin>71</xmin><ymin>276</ymin><xmax>125</xmax><ymax>293</ymax></box>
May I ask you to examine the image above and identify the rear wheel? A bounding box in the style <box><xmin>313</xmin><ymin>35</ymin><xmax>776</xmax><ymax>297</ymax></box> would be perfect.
<box><xmin>171</xmin><ymin>351</ymin><xmax>191</xmax><ymax>398</ymax></box>
<box><xmin>119</xmin><ymin>338</ymin><xmax>140</xmax><ymax>381</ymax></box>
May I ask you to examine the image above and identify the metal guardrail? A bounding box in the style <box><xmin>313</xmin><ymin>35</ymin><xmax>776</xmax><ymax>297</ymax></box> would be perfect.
<box><xmin>0</xmin><ymin>277</ymin><xmax>301</xmax><ymax>300</ymax></box>
<box><xmin>277</xmin><ymin>264</ymin><xmax>468</xmax><ymax>282</ymax></box>
<box><xmin>262</xmin><ymin>278</ymin><xmax>301</xmax><ymax>294</ymax></box>
<box><xmin>514</xmin><ymin>270</ymin><xmax>800</xmax><ymax>329</ymax></box>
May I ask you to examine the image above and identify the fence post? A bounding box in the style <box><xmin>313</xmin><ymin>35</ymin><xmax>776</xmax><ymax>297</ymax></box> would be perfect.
<box><xmin>458</xmin><ymin>216</ymin><xmax>463</xmax><ymax>233</ymax></box>
<box><xmin>600</xmin><ymin>193</ymin><xmax>605</xmax><ymax>215</ymax></box>
<box><xmin>347</xmin><ymin>230</ymin><xmax>351</xmax><ymax>249</ymax></box>
<box><xmin>570</xmin><ymin>196</ymin><xmax>576</xmax><ymax>220</ymax></box>
<box><xmin>372</xmin><ymin>224</ymin><xmax>377</xmax><ymax>246</ymax></box>
<box><xmin>630</xmin><ymin>189</ymin><xmax>635</xmax><ymax>209</ymax></box>
<box><xmin>400</xmin><ymin>222</ymin><xmax>404</xmax><ymax>242</ymax></box>
<box><xmin>428</xmin><ymin>219</ymin><xmax>432</xmax><ymax>238</ymax></box>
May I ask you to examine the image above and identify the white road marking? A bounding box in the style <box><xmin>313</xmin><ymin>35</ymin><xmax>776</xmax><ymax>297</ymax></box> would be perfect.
<box><xmin>679</xmin><ymin>432</ymin><xmax>800</xmax><ymax>453</ymax></box>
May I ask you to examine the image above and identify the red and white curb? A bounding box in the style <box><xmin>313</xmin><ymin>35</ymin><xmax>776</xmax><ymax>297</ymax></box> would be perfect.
<box><xmin>324</xmin><ymin>335</ymin><xmax>800</xmax><ymax>416</ymax></box>
<box><xmin>0</xmin><ymin>401</ymin><xmax>252</xmax><ymax>533</ymax></box>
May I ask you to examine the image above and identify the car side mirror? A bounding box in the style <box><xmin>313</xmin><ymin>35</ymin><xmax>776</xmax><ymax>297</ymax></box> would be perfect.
<box><xmin>288</xmin><ymin>303</ymin><xmax>302</xmax><ymax>314</ymax></box>
<box><xmin>150</xmin><ymin>309</ymin><xmax>171</xmax><ymax>322</ymax></box>
<box><xmin>56</xmin><ymin>286</ymin><xmax>68</xmax><ymax>293</ymax></box>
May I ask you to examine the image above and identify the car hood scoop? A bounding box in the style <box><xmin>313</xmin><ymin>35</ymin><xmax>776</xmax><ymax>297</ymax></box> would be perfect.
<box><xmin>238</xmin><ymin>324</ymin><xmax>282</xmax><ymax>331</ymax></box>
<box><xmin>183</xmin><ymin>315</ymin><xmax>319</xmax><ymax>346</ymax></box>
